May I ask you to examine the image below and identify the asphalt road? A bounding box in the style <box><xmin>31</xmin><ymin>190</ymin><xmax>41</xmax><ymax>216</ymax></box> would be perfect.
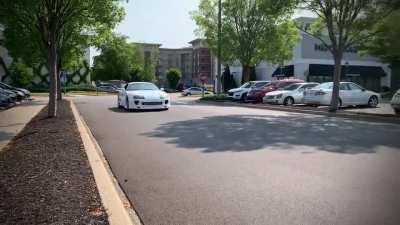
<box><xmin>75</xmin><ymin>95</ymin><xmax>400</xmax><ymax>225</ymax></box>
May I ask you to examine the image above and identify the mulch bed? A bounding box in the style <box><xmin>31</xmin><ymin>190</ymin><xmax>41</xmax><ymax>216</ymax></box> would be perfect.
<box><xmin>0</xmin><ymin>100</ymin><xmax>109</xmax><ymax>225</ymax></box>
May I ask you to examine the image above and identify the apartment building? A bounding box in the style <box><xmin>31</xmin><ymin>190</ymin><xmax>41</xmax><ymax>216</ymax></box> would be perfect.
<box><xmin>139</xmin><ymin>39</ymin><xmax>215</xmax><ymax>88</ymax></box>
<box><xmin>158</xmin><ymin>47</ymin><xmax>193</xmax><ymax>87</ymax></box>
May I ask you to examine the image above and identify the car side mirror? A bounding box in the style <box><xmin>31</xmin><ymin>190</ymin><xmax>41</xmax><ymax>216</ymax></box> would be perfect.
<box><xmin>362</xmin><ymin>89</ymin><xmax>366</xmax><ymax>92</ymax></box>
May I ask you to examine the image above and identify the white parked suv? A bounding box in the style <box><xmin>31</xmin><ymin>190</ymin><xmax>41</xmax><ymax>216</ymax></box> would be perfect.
<box><xmin>228</xmin><ymin>81</ymin><xmax>270</xmax><ymax>101</ymax></box>
<box><xmin>304</xmin><ymin>82</ymin><xmax>381</xmax><ymax>107</ymax></box>
<box><xmin>263</xmin><ymin>82</ymin><xmax>319</xmax><ymax>105</ymax></box>
<box><xmin>390</xmin><ymin>89</ymin><xmax>400</xmax><ymax>115</ymax></box>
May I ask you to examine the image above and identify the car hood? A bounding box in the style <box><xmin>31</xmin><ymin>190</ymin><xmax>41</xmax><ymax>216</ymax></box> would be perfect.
<box><xmin>16</xmin><ymin>88</ymin><xmax>30</xmax><ymax>95</ymax></box>
<box><xmin>265</xmin><ymin>90</ymin><xmax>290</xmax><ymax>96</ymax></box>
<box><xmin>126</xmin><ymin>90</ymin><xmax>168</xmax><ymax>99</ymax></box>
<box><xmin>0</xmin><ymin>89</ymin><xmax>16</xmax><ymax>96</ymax></box>
<box><xmin>228</xmin><ymin>88</ymin><xmax>246</xmax><ymax>93</ymax></box>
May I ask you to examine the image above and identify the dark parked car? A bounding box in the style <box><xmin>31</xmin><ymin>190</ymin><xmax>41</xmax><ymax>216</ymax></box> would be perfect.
<box><xmin>0</xmin><ymin>93</ymin><xmax>12</xmax><ymax>107</ymax></box>
<box><xmin>0</xmin><ymin>87</ymin><xmax>18</xmax><ymax>103</ymax></box>
<box><xmin>246</xmin><ymin>79</ymin><xmax>304</xmax><ymax>103</ymax></box>
<box><xmin>0</xmin><ymin>82</ymin><xmax>30</xmax><ymax>99</ymax></box>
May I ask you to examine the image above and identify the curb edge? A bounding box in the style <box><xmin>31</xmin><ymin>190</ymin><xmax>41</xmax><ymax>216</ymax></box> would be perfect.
<box><xmin>70</xmin><ymin>100</ymin><xmax>142</xmax><ymax>225</ymax></box>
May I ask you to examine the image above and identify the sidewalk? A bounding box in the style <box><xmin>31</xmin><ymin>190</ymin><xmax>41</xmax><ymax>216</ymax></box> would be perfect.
<box><xmin>0</xmin><ymin>99</ymin><xmax>109</xmax><ymax>225</ymax></box>
<box><xmin>198</xmin><ymin>100</ymin><xmax>400</xmax><ymax>124</ymax></box>
<box><xmin>0</xmin><ymin>97</ymin><xmax>47</xmax><ymax>151</ymax></box>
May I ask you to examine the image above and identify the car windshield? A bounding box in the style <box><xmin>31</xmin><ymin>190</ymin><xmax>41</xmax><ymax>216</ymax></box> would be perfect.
<box><xmin>284</xmin><ymin>84</ymin><xmax>301</xmax><ymax>90</ymax></box>
<box><xmin>126</xmin><ymin>83</ymin><xmax>159</xmax><ymax>91</ymax></box>
<box><xmin>240</xmin><ymin>82</ymin><xmax>252</xmax><ymax>88</ymax></box>
<box><xmin>253</xmin><ymin>82</ymin><xmax>269</xmax><ymax>88</ymax></box>
<box><xmin>0</xmin><ymin>82</ymin><xmax>11</xmax><ymax>89</ymax></box>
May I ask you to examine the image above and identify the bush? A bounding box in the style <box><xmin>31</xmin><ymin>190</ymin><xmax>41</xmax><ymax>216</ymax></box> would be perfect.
<box><xmin>200</xmin><ymin>94</ymin><xmax>230</xmax><ymax>101</ymax></box>
<box><xmin>166</xmin><ymin>68</ymin><xmax>182</xmax><ymax>89</ymax></box>
<box><xmin>9</xmin><ymin>61</ymin><xmax>33</xmax><ymax>88</ymax></box>
<box><xmin>30</xmin><ymin>85</ymin><xmax>96</xmax><ymax>93</ymax></box>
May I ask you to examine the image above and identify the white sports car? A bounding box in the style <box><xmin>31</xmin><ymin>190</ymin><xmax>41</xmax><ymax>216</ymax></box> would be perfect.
<box><xmin>118</xmin><ymin>82</ymin><xmax>171</xmax><ymax>111</ymax></box>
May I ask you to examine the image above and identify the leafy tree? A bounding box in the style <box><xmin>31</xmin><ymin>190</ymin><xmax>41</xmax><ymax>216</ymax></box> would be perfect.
<box><xmin>166</xmin><ymin>68</ymin><xmax>182</xmax><ymax>89</ymax></box>
<box><xmin>301</xmin><ymin>0</ymin><xmax>394</xmax><ymax>112</ymax></box>
<box><xmin>0</xmin><ymin>0</ymin><xmax>124</xmax><ymax>117</ymax></box>
<box><xmin>92</xmin><ymin>34</ymin><xmax>143</xmax><ymax>82</ymax></box>
<box><xmin>360</xmin><ymin>7</ymin><xmax>400</xmax><ymax>90</ymax></box>
<box><xmin>142</xmin><ymin>48</ymin><xmax>160</xmax><ymax>82</ymax></box>
<box><xmin>9</xmin><ymin>60</ymin><xmax>33</xmax><ymax>88</ymax></box>
<box><xmin>192</xmin><ymin>0</ymin><xmax>299</xmax><ymax>84</ymax></box>
<box><xmin>361</xmin><ymin>9</ymin><xmax>400</xmax><ymax>63</ymax></box>
<box><xmin>222</xmin><ymin>65</ymin><xmax>237</xmax><ymax>92</ymax></box>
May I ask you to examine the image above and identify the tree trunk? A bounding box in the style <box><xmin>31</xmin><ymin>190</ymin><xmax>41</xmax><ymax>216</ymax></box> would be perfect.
<box><xmin>329</xmin><ymin>54</ymin><xmax>342</xmax><ymax>112</ymax></box>
<box><xmin>0</xmin><ymin>56</ymin><xmax>9</xmax><ymax>82</ymax></box>
<box><xmin>241</xmin><ymin>65</ymin><xmax>251</xmax><ymax>84</ymax></box>
<box><xmin>57</xmin><ymin>59</ymin><xmax>62</xmax><ymax>100</ymax></box>
<box><xmin>48</xmin><ymin>37</ymin><xmax>58</xmax><ymax>118</ymax></box>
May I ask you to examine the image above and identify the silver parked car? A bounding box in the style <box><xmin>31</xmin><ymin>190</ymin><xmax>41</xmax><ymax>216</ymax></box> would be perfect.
<box><xmin>304</xmin><ymin>82</ymin><xmax>381</xmax><ymax>107</ymax></box>
<box><xmin>263</xmin><ymin>82</ymin><xmax>319</xmax><ymax>105</ymax></box>
<box><xmin>391</xmin><ymin>89</ymin><xmax>400</xmax><ymax>115</ymax></box>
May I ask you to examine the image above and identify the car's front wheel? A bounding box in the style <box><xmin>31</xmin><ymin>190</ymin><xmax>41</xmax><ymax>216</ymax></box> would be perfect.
<box><xmin>368</xmin><ymin>96</ymin><xmax>379</xmax><ymax>108</ymax></box>
<box><xmin>125</xmin><ymin>96</ymin><xmax>130</xmax><ymax>111</ymax></box>
<box><xmin>284</xmin><ymin>97</ymin><xmax>294</xmax><ymax>106</ymax></box>
<box><xmin>117</xmin><ymin>96</ymin><xmax>122</xmax><ymax>108</ymax></box>
<box><xmin>241</xmin><ymin>93</ymin><xmax>247</xmax><ymax>102</ymax></box>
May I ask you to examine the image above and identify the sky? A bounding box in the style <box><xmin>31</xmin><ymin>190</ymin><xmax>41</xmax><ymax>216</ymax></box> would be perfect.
<box><xmin>115</xmin><ymin>0</ymin><xmax>316</xmax><ymax>49</ymax></box>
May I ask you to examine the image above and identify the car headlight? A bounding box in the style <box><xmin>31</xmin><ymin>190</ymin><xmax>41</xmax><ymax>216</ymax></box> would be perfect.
<box><xmin>133</xmin><ymin>95</ymin><xmax>145</xmax><ymax>99</ymax></box>
<box><xmin>276</xmin><ymin>94</ymin><xmax>283</xmax><ymax>99</ymax></box>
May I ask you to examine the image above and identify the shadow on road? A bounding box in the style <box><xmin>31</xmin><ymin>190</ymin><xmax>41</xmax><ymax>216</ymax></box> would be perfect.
<box><xmin>143</xmin><ymin>114</ymin><xmax>400</xmax><ymax>154</ymax></box>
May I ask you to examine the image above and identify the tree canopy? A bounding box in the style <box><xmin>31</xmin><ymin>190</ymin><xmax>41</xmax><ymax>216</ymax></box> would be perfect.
<box><xmin>301</xmin><ymin>0</ymin><xmax>394</xmax><ymax>111</ymax></box>
<box><xmin>361</xmin><ymin>9</ymin><xmax>400</xmax><ymax>63</ymax></box>
<box><xmin>192</xmin><ymin>0</ymin><xmax>299</xmax><ymax>83</ymax></box>
<box><xmin>92</xmin><ymin>35</ymin><xmax>143</xmax><ymax>82</ymax></box>
<box><xmin>0</xmin><ymin>0</ymin><xmax>125</xmax><ymax>117</ymax></box>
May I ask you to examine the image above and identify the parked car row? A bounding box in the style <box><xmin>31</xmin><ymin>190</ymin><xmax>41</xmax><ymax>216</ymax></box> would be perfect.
<box><xmin>96</xmin><ymin>83</ymin><xmax>123</xmax><ymax>93</ymax></box>
<box><xmin>228</xmin><ymin>79</ymin><xmax>382</xmax><ymax>108</ymax></box>
<box><xmin>182</xmin><ymin>87</ymin><xmax>213</xmax><ymax>96</ymax></box>
<box><xmin>0</xmin><ymin>82</ymin><xmax>31</xmax><ymax>108</ymax></box>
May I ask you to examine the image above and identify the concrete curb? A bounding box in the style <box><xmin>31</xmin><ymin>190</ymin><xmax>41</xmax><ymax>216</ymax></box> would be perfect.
<box><xmin>70</xmin><ymin>100</ymin><xmax>142</xmax><ymax>225</ymax></box>
<box><xmin>198</xmin><ymin>100</ymin><xmax>400</xmax><ymax>124</ymax></box>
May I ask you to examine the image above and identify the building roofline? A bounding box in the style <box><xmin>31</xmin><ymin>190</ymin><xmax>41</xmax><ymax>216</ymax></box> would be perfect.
<box><xmin>188</xmin><ymin>38</ymin><xmax>203</xmax><ymax>44</ymax></box>
<box><xmin>133</xmin><ymin>42</ymin><xmax>162</xmax><ymax>47</ymax></box>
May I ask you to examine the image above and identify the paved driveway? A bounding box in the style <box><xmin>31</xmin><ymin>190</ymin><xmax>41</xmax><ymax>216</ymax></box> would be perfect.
<box><xmin>75</xmin><ymin>95</ymin><xmax>400</xmax><ymax>225</ymax></box>
<box><xmin>0</xmin><ymin>98</ymin><xmax>47</xmax><ymax>151</ymax></box>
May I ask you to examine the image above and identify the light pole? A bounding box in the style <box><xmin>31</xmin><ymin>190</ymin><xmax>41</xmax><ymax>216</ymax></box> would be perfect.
<box><xmin>216</xmin><ymin>0</ymin><xmax>222</xmax><ymax>95</ymax></box>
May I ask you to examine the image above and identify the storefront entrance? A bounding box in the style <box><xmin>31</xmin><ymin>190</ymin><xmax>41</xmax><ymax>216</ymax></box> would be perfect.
<box><xmin>307</xmin><ymin>64</ymin><xmax>385</xmax><ymax>92</ymax></box>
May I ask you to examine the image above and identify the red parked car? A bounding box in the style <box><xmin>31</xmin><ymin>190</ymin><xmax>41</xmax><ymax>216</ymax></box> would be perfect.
<box><xmin>246</xmin><ymin>79</ymin><xmax>304</xmax><ymax>103</ymax></box>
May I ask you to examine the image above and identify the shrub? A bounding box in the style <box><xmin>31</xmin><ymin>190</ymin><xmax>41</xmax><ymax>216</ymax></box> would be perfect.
<box><xmin>200</xmin><ymin>94</ymin><xmax>230</xmax><ymax>101</ymax></box>
<box><xmin>9</xmin><ymin>61</ymin><xmax>33</xmax><ymax>88</ymax></box>
<box><xmin>166</xmin><ymin>68</ymin><xmax>182</xmax><ymax>89</ymax></box>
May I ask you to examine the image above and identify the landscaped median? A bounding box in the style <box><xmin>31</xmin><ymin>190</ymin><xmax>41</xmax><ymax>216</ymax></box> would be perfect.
<box><xmin>0</xmin><ymin>100</ymin><xmax>109</xmax><ymax>224</ymax></box>
<box><xmin>199</xmin><ymin>96</ymin><xmax>400</xmax><ymax>124</ymax></box>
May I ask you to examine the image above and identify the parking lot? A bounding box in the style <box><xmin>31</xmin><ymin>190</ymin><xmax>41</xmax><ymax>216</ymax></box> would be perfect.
<box><xmin>74</xmin><ymin>95</ymin><xmax>400</xmax><ymax>225</ymax></box>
